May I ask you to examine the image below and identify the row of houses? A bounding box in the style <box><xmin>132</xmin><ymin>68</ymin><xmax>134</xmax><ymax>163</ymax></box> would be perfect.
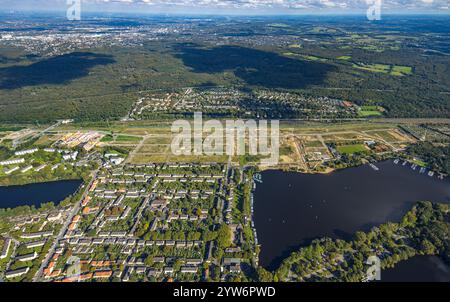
<box><xmin>15</xmin><ymin>251</ymin><xmax>38</xmax><ymax>262</ymax></box>
<box><xmin>2</xmin><ymin>163</ymin><xmax>48</xmax><ymax>175</ymax></box>
<box><xmin>24</xmin><ymin>239</ymin><xmax>47</xmax><ymax>249</ymax></box>
<box><xmin>4</xmin><ymin>267</ymin><xmax>30</xmax><ymax>279</ymax></box>
<box><xmin>167</xmin><ymin>211</ymin><xmax>208</xmax><ymax>222</ymax></box>
<box><xmin>123</xmin><ymin>162</ymin><xmax>223</xmax><ymax>170</ymax></box>
<box><xmin>14</xmin><ymin>148</ymin><xmax>38</xmax><ymax>156</ymax></box>
<box><xmin>105</xmin><ymin>171</ymin><xmax>223</xmax><ymax>179</ymax></box>
<box><xmin>0</xmin><ymin>158</ymin><xmax>25</xmax><ymax>166</ymax></box>
<box><xmin>20</xmin><ymin>231</ymin><xmax>53</xmax><ymax>240</ymax></box>
<box><xmin>66</xmin><ymin>236</ymin><xmax>203</xmax><ymax>249</ymax></box>
<box><xmin>0</xmin><ymin>238</ymin><xmax>12</xmax><ymax>259</ymax></box>
<box><xmin>147</xmin><ymin>266</ymin><xmax>199</xmax><ymax>278</ymax></box>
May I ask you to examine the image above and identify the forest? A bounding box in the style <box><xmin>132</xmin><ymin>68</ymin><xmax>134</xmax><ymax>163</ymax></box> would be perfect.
<box><xmin>406</xmin><ymin>142</ymin><xmax>450</xmax><ymax>174</ymax></box>
<box><xmin>0</xmin><ymin>16</ymin><xmax>449</xmax><ymax>122</ymax></box>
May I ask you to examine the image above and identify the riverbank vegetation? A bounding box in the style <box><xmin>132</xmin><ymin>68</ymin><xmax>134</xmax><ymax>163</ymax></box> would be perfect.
<box><xmin>256</xmin><ymin>201</ymin><xmax>449</xmax><ymax>282</ymax></box>
<box><xmin>0</xmin><ymin>164</ymin><xmax>90</xmax><ymax>187</ymax></box>
<box><xmin>406</xmin><ymin>142</ymin><xmax>450</xmax><ymax>174</ymax></box>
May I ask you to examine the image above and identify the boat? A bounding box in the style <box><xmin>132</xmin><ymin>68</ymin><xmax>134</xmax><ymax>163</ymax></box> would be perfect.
<box><xmin>369</xmin><ymin>163</ymin><xmax>379</xmax><ymax>171</ymax></box>
<box><xmin>253</xmin><ymin>173</ymin><xmax>263</xmax><ymax>184</ymax></box>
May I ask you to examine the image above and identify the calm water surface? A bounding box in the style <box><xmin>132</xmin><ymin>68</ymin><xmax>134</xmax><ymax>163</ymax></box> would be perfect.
<box><xmin>380</xmin><ymin>256</ymin><xmax>450</xmax><ymax>282</ymax></box>
<box><xmin>0</xmin><ymin>180</ymin><xmax>82</xmax><ymax>209</ymax></box>
<box><xmin>254</xmin><ymin>160</ymin><xmax>450</xmax><ymax>270</ymax></box>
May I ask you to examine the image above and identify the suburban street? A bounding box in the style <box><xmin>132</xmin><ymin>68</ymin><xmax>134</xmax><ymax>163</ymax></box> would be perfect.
<box><xmin>33</xmin><ymin>169</ymin><xmax>99</xmax><ymax>281</ymax></box>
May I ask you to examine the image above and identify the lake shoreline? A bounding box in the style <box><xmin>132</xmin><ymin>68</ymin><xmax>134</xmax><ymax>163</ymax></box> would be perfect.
<box><xmin>253</xmin><ymin>159</ymin><xmax>450</xmax><ymax>271</ymax></box>
<box><xmin>0</xmin><ymin>177</ymin><xmax>83</xmax><ymax>188</ymax></box>
<box><xmin>0</xmin><ymin>179</ymin><xmax>83</xmax><ymax>209</ymax></box>
<box><xmin>0</xmin><ymin>176</ymin><xmax>83</xmax><ymax>188</ymax></box>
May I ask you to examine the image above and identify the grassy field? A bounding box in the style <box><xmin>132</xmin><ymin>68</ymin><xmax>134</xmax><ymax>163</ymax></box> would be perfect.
<box><xmin>115</xmin><ymin>135</ymin><xmax>142</xmax><ymax>142</ymax></box>
<box><xmin>358</xmin><ymin>110</ymin><xmax>383</xmax><ymax>117</ymax></box>
<box><xmin>100</xmin><ymin>134</ymin><xmax>114</xmax><ymax>142</ymax></box>
<box><xmin>391</xmin><ymin>65</ymin><xmax>413</xmax><ymax>76</ymax></box>
<box><xmin>304</xmin><ymin>140</ymin><xmax>324</xmax><ymax>148</ymax></box>
<box><xmin>357</xmin><ymin>105</ymin><xmax>384</xmax><ymax>117</ymax></box>
<box><xmin>337</xmin><ymin>144</ymin><xmax>368</xmax><ymax>154</ymax></box>
<box><xmin>353</xmin><ymin>63</ymin><xmax>391</xmax><ymax>73</ymax></box>
<box><xmin>101</xmin><ymin>134</ymin><xmax>142</xmax><ymax>143</ymax></box>
<box><xmin>412</xmin><ymin>158</ymin><xmax>427</xmax><ymax>167</ymax></box>
<box><xmin>0</xmin><ymin>126</ymin><xmax>25</xmax><ymax>132</ymax></box>
<box><xmin>282</xmin><ymin>52</ymin><xmax>328</xmax><ymax>62</ymax></box>
<box><xmin>353</xmin><ymin>63</ymin><xmax>413</xmax><ymax>76</ymax></box>
<box><xmin>300</xmin><ymin>55</ymin><xmax>328</xmax><ymax>62</ymax></box>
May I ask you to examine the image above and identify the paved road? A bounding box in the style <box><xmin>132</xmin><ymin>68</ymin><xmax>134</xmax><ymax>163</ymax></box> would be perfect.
<box><xmin>33</xmin><ymin>169</ymin><xmax>99</xmax><ymax>282</ymax></box>
<box><xmin>125</xmin><ymin>134</ymin><xmax>151</xmax><ymax>164</ymax></box>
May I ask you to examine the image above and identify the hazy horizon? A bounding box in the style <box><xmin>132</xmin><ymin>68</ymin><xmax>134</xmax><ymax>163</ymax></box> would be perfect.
<box><xmin>0</xmin><ymin>0</ymin><xmax>448</xmax><ymax>16</ymax></box>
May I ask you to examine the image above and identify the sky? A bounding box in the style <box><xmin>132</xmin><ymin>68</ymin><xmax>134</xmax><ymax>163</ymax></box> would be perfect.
<box><xmin>0</xmin><ymin>0</ymin><xmax>449</xmax><ymax>15</ymax></box>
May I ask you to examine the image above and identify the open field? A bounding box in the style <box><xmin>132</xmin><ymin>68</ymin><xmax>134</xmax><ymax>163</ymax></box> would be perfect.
<box><xmin>337</xmin><ymin>144</ymin><xmax>368</xmax><ymax>154</ymax></box>
<box><xmin>358</xmin><ymin>105</ymin><xmax>384</xmax><ymax>117</ymax></box>
<box><xmin>352</xmin><ymin>63</ymin><xmax>413</xmax><ymax>76</ymax></box>
<box><xmin>0</xmin><ymin>119</ymin><xmax>434</xmax><ymax>171</ymax></box>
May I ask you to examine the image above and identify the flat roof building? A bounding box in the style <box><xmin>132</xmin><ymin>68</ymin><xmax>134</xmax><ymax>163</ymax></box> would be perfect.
<box><xmin>1</xmin><ymin>238</ymin><xmax>12</xmax><ymax>259</ymax></box>
<box><xmin>5</xmin><ymin>267</ymin><xmax>30</xmax><ymax>279</ymax></box>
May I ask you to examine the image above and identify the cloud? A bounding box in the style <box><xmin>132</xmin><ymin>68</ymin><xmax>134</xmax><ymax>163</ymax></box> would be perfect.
<box><xmin>90</xmin><ymin>0</ymin><xmax>450</xmax><ymax>10</ymax></box>
<box><xmin>2</xmin><ymin>0</ymin><xmax>449</xmax><ymax>12</ymax></box>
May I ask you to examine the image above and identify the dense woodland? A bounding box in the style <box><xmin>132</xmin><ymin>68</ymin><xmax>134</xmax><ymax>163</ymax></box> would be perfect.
<box><xmin>406</xmin><ymin>142</ymin><xmax>450</xmax><ymax>174</ymax></box>
<box><xmin>0</xmin><ymin>16</ymin><xmax>449</xmax><ymax>122</ymax></box>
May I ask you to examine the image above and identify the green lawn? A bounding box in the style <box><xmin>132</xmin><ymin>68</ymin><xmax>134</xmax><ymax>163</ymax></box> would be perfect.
<box><xmin>360</xmin><ymin>105</ymin><xmax>379</xmax><ymax>111</ymax></box>
<box><xmin>100</xmin><ymin>134</ymin><xmax>114</xmax><ymax>142</ymax></box>
<box><xmin>336</xmin><ymin>55</ymin><xmax>351</xmax><ymax>60</ymax></box>
<box><xmin>412</xmin><ymin>159</ymin><xmax>427</xmax><ymax>168</ymax></box>
<box><xmin>283</xmin><ymin>52</ymin><xmax>327</xmax><ymax>62</ymax></box>
<box><xmin>115</xmin><ymin>135</ymin><xmax>142</xmax><ymax>142</ymax></box>
<box><xmin>358</xmin><ymin>105</ymin><xmax>384</xmax><ymax>117</ymax></box>
<box><xmin>391</xmin><ymin>65</ymin><xmax>413</xmax><ymax>76</ymax></box>
<box><xmin>337</xmin><ymin>144</ymin><xmax>368</xmax><ymax>154</ymax></box>
<box><xmin>102</xmin><ymin>134</ymin><xmax>141</xmax><ymax>143</ymax></box>
<box><xmin>0</xmin><ymin>126</ymin><xmax>25</xmax><ymax>132</ymax></box>
<box><xmin>300</xmin><ymin>55</ymin><xmax>327</xmax><ymax>62</ymax></box>
<box><xmin>358</xmin><ymin>110</ymin><xmax>383</xmax><ymax>117</ymax></box>
<box><xmin>353</xmin><ymin>63</ymin><xmax>390</xmax><ymax>73</ymax></box>
<box><xmin>353</xmin><ymin>63</ymin><xmax>413</xmax><ymax>76</ymax></box>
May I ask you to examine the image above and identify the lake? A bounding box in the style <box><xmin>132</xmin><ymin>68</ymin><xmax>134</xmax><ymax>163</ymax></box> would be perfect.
<box><xmin>0</xmin><ymin>180</ymin><xmax>83</xmax><ymax>209</ymax></box>
<box><xmin>253</xmin><ymin>160</ymin><xmax>450</xmax><ymax>271</ymax></box>
<box><xmin>380</xmin><ymin>256</ymin><xmax>450</xmax><ymax>282</ymax></box>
